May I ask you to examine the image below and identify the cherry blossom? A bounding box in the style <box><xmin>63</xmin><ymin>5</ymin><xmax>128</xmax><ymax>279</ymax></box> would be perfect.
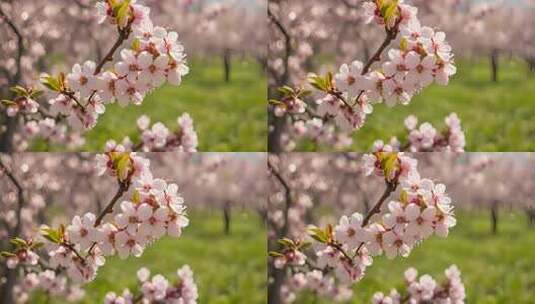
<box><xmin>270</xmin><ymin>153</ymin><xmax>458</xmax><ymax>302</ymax></box>
<box><xmin>269</xmin><ymin>0</ymin><xmax>459</xmax><ymax>152</ymax></box>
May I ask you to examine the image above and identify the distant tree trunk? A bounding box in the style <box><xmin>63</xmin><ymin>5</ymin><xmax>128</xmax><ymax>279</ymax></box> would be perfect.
<box><xmin>0</xmin><ymin>116</ymin><xmax>17</xmax><ymax>152</ymax></box>
<box><xmin>525</xmin><ymin>57</ymin><xmax>535</xmax><ymax>74</ymax></box>
<box><xmin>490</xmin><ymin>201</ymin><xmax>499</xmax><ymax>235</ymax></box>
<box><xmin>223</xmin><ymin>48</ymin><xmax>231</xmax><ymax>83</ymax></box>
<box><xmin>268</xmin><ymin>265</ymin><xmax>284</xmax><ymax>304</ymax></box>
<box><xmin>223</xmin><ymin>201</ymin><xmax>231</xmax><ymax>235</ymax></box>
<box><xmin>490</xmin><ymin>49</ymin><xmax>499</xmax><ymax>82</ymax></box>
<box><xmin>1</xmin><ymin>268</ymin><xmax>17</xmax><ymax>304</ymax></box>
<box><xmin>525</xmin><ymin>208</ymin><xmax>535</xmax><ymax>228</ymax></box>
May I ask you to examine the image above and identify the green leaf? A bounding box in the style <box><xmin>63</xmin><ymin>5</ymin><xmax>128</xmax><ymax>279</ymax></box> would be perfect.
<box><xmin>268</xmin><ymin>251</ymin><xmax>284</xmax><ymax>257</ymax></box>
<box><xmin>298</xmin><ymin>242</ymin><xmax>311</xmax><ymax>250</ymax></box>
<box><xmin>40</xmin><ymin>75</ymin><xmax>61</xmax><ymax>92</ymax></box>
<box><xmin>1</xmin><ymin>99</ymin><xmax>16</xmax><ymax>106</ymax></box>
<box><xmin>400</xmin><ymin>37</ymin><xmax>409</xmax><ymax>52</ymax></box>
<box><xmin>400</xmin><ymin>189</ymin><xmax>409</xmax><ymax>204</ymax></box>
<box><xmin>41</xmin><ymin>227</ymin><xmax>61</xmax><ymax>244</ymax></box>
<box><xmin>383</xmin><ymin>0</ymin><xmax>399</xmax><ymax>26</ymax></box>
<box><xmin>277</xmin><ymin>86</ymin><xmax>294</xmax><ymax>96</ymax></box>
<box><xmin>10</xmin><ymin>237</ymin><xmax>27</xmax><ymax>248</ymax></box>
<box><xmin>132</xmin><ymin>190</ymin><xmax>141</xmax><ymax>204</ymax></box>
<box><xmin>10</xmin><ymin>85</ymin><xmax>27</xmax><ymax>96</ymax></box>
<box><xmin>379</xmin><ymin>152</ymin><xmax>400</xmax><ymax>180</ymax></box>
<box><xmin>268</xmin><ymin>99</ymin><xmax>284</xmax><ymax>106</ymax></box>
<box><xmin>114</xmin><ymin>152</ymin><xmax>133</xmax><ymax>182</ymax></box>
<box><xmin>131</xmin><ymin>38</ymin><xmax>141</xmax><ymax>51</ymax></box>
<box><xmin>308</xmin><ymin>227</ymin><xmax>328</xmax><ymax>243</ymax></box>
<box><xmin>29</xmin><ymin>90</ymin><xmax>44</xmax><ymax>99</ymax></box>
<box><xmin>277</xmin><ymin>238</ymin><xmax>295</xmax><ymax>248</ymax></box>
<box><xmin>116</xmin><ymin>0</ymin><xmax>132</xmax><ymax>27</ymax></box>
<box><xmin>308</xmin><ymin>75</ymin><xmax>327</xmax><ymax>92</ymax></box>
<box><xmin>1</xmin><ymin>251</ymin><xmax>16</xmax><ymax>258</ymax></box>
<box><xmin>30</xmin><ymin>242</ymin><xmax>45</xmax><ymax>250</ymax></box>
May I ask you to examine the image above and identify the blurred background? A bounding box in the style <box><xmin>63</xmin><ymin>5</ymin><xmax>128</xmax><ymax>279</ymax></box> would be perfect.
<box><xmin>0</xmin><ymin>152</ymin><xmax>267</xmax><ymax>303</ymax></box>
<box><xmin>268</xmin><ymin>0</ymin><xmax>535</xmax><ymax>151</ymax></box>
<box><xmin>268</xmin><ymin>152</ymin><xmax>535</xmax><ymax>303</ymax></box>
<box><xmin>0</xmin><ymin>0</ymin><xmax>267</xmax><ymax>151</ymax></box>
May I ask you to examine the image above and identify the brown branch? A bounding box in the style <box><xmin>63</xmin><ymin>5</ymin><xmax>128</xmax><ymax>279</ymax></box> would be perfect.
<box><xmin>0</xmin><ymin>7</ymin><xmax>24</xmax><ymax>83</ymax></box>
<box><xmin>94</xmin><ymin>181</ymin><xmax>130</xmax><ymax>227</ymax></box>
<box><xmin>361</xmin><ymin>12</ymin><xmax>403</xmax><ymax>75</ymax></box>
<box><xmin>94</xmin><ymin>21</ymin><xmax>134</xmax><ymax>75</ymax></box>
<box><xmin>268</xmin><ymin>7</ymin><xmax>292</xmax><ymax>84</ymax></box>
<box><xmin>268</xmin><ymin>158</ymin><xmax>292</xmax><ymax>236</ymax></box>
<box><xmin>62</xmin><ymin>242</ymin><xmax>86</xmax><ymax>262</ymax></box>
<box><xmin>0</xmin><ymin>158</ymin><xmax>25</xmax><ymax>237</ymax></box>
<box><xmin>362</xmin><ymin>181</ymin><xmax>397</xmax><ymax>227</ymax></box>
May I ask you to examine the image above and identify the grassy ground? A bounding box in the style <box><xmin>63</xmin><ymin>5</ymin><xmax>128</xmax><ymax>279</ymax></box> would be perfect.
<box><xmin>297</xmin><ymin>210</ymin><xmax>535</xmax><ymax>303</ymax></box>
<box><xmin>35</xmin><ymin>209</ymin><xmax>267</xmax><ymax>303</ymax></box>
<box><xmin>35</xmin><ymin>57</ymin><xmax>266</xmax><ymax>152</ymax></box>
<box><xmin>298</xmin><ymin>57</ymin><xmax>535</xmax><ymax>151</ymax></box>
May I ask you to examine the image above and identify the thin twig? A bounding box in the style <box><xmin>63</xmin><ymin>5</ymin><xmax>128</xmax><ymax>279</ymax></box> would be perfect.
<box><xmin>94</xmin><ymin>181</ymin><xmax>130</xmax><ymax>227</ymax></box>
<box><xmin>362</xmin><ymin>181</ymin><xmax>397</xmax><ymax>227</ymax></box>
<box><xmin>0</xmin><ymin>7</ymin><xmax>24</xmax><ymax>83</ymax></box>
<box><xmin>94</xmin><ymin>21</ymin><xmax>134</xmax><ymax>75</ymax></box>
<box><xmin>268</xmin><ymin>7</ymin><xmax>292</xmax><ymax>84</ymax></box>
<box><xmin>268</xmin><ymin>159</ymin><xmax>292</xmax><ymax>236</ymax></box>
<box><xmin>0</xmin><ymin>158</ymin><xmax>25</xmax><ymax>236</ymax></box>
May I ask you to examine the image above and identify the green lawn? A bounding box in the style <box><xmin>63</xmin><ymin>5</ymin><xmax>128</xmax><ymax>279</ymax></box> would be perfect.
<box><xmin>297</xmin><ymin>210</ymin><xmax>535</xmax><ymax>303</ymax></box>
<box><xmin>34</xmin><ymin>209</ymin><xmax>267</xmax><ymax>303</ymax></box>
<box><xmin>300</xmin><ymin>58</ymin><xmax>535</xmax><ymax>151</ymax></box>
<box><xmin>35</xmin><ymin>57</ymin><xmax>266</xmax><ymax>152</ymax></box>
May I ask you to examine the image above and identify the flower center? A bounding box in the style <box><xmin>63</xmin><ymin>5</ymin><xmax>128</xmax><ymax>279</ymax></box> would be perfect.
<box><xmin>417</xmin><ymin>64</ymin><xmax>424</xmax><ymax>73</ymax></box>
<box><xmin>80</xmin><ymin>228</ymin><xmax>88</xmax><ymax>237</ymax></box>
<box><xmin>79</xmin><ymin>76</ymin><xmax>88</xmax><ymax>85</ymax></box>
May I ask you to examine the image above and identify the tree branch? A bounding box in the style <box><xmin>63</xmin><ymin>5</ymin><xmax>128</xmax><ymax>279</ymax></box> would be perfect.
<box><xmin>268</xmin><ymin>7</ymin><xmax>292</xmax><ymax>84</ymax></box>
<box><xmin>362</xmin><ymin>181</ymin><xmax>397</xmax><ymax>227</ymax></box>
<box><xmin>0</xmin><ymin>157</ymin><xmax>25</xmax><ymax>236</ymax></box>
<box><xmin>0</xmin><ymin>7</ymin><xmax>24</xmax><ymax>83</ymax></box>
<box><xmin>94</xmin><ymin>181</ymin><xmax>130</xmax><ymax>227</ymax></box>
<box><xmin>268</xmin><ymin>158</ymin><xmax>292</xmax><ymax>236</ymax></box>
<box><xmin>94</xmin><ymin>21</ymin><xmax>134</xmax><ymax>75</ymax></box>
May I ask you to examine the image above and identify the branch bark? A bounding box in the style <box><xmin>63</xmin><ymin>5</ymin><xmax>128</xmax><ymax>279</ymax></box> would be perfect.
<box><xmin>94</xmin><ymin>181</ymin><xmax>130</xmax><ymax>227</ymax></box>
<box><xmin>362</xmin><ymin>181</ymin><xmax>397</xmax><ymax>227</ymax></box>
<box><xmin>0</xmin><ymin>7</ymin><xmax>25</xmax><ymax>152</ymax></box>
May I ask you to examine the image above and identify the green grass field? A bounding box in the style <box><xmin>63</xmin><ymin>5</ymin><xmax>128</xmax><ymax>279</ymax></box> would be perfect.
<box><xmin>297</xmin><ymin>210</ymin><xmax>535</xmax><ymax>303</ymax></box>
<box><xmin>34</xmin><ymin>57</ymin><xmax>266</xmax><ymax>152</ymax></box>
<box><xmin>299</xmin><ymin>58</ymin><xmax>535</xmax><ymax>151</ymax></box>
<box><xmin>34</xmin><ymin>209</ymin><xmax>267</xmax><ymax>303</ymax></box>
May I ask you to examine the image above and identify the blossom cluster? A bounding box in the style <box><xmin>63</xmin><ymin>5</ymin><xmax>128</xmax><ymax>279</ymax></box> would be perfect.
<box><xmin>43</xmin><ymin>0</ymin><xmax>189</xmax><ymax>130</ymax></box>
<box><xmin>2</xmin><ymin>152</ymin><xmax>190</xmax><ymax>293</ymax></box>
<box><xmin>104</xmin><ymin>113</ymin><xmax>198</xmax><ymax>152</ymax></box>
<box><xmin>2</xmin><ymin>238</ymin><xmax>85</xmax><ymax>303</ymax></box>
<box><xmin>323</xmin><ymin>0</ymin><xmax>456</xmax><ymax>131</ymax></box>
<box><xmin>272</xmin><ymin>152</ymin><xmax>457</xmax><ymax>302</ymax></box>
<box><xmin>12</xmin><ymin>271</ymin><xmax>85</xmax><ymax>303</ymax></box>
<box><xmin>373</xmin><ymin>113</ymin><xmax>466</xmax><ymax>153</ymax></box>
<box><xmin>104</xmin><ymin>266</ymin><xmax>198</xmax><ymax>304</ymax></box>
<box><xmin>271</xmin><ymin>0</ymin><xmax>458</xmax><ymax>152</ymax></box>
<box><xmin>372</xmin><ymin>265</ymin><xmax>466</xmax><ymax>304</ymax></box>
<box><xmin>283</xmin><ymin>116</ymin><xmax>353</xmax><ymax>151</ymax></box>
<box><xmin>4</xmin><ymin>96</ymin><xmax>39</xmax><ymax>118</ymax></box>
